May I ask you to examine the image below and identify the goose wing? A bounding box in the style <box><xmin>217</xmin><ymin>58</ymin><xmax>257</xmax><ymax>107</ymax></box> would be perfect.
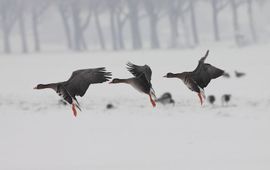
<box><xmin>65</xmin><ymin>67</ymin><xmax>111</xmax><ymax>97</ymax></box>
<box><xmin>193</xmin><ymin>50</ymin><xmax>209</xmax><ymax>73</ymax></box>
<box><xmin>126</xmin><ymin>62</ymin><xmax>152</xmax><ymax>83</ymax></box>
<box><xmin>192</xmin><ymin>64</ymin><xmax>224</xmax><ymax>88</ymax></box>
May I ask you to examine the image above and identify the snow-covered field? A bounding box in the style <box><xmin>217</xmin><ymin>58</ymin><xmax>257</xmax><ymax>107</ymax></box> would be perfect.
<box><xmin>0</xmin><ymin>45</ymin><xmax>270</xmax><ymax>170</ymax></box>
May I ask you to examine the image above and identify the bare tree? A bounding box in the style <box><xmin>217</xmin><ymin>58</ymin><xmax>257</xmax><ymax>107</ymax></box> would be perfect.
<box><xmin>126</xmin><ymin>0</ymin><xmax>143</xmax><ymax>49</ymax></box>
<box><xmin>107</xmin><ymin>0</ymin><xmax>120</xmax><ymax>50</ymax></box>
<box><xmin>105</xmin><ymin>0</ymin><xmax>127</xmax><ymax>50</ymax></box>
<box><xmin>58</xmin><ymin>0</ymin><xmax>106</xmax><ymax>51</ymax></box>
<box><xmin>71</xmin><ymin>0</ymin><xmax>92</xmax><ymax>51</ymax></box>
<box><xmin>58</xmin><ymin>0</ymin><xmax>73</xmax><ymax>50</ymax></box>
<box><xmin>167</xmin><ymin>0</ymin><xmax>191</xmax><ymax>48</ymax></box>
<box><xmin>189</xmin><ymin>0</ymin><xmax>199</xmax><ymax>45</ymax></box>
<box><xmin>167</xmin><ymin>0</ymin><xmax>180</xmax><ymax>48</ymax></box>
<box><xmin>179</xmin><ymin>2</ymin><xmax>191</xmax><ymax>48</ymax></box>
<box><xmin>31</xmin><ymin>0</ymin><xmax>51</xmax><ymax>52</ymax></box>
<box><xmin>247</xmin><ymin>0</ymin><xmax>257</xmax><ymax>42</ymax></box>
<box><xmin>143</xmin><ymin>0</ymin><xmax>164</xmax><ymax>49</ymax></box>
<box><xmin>92</xmin><ymin>1</ymin><xmax>106</xmax><ymax>50</ymax></box>
<box><xmin>115</xmin><ymin>0</ymin><xmax>128</xmax><ymax>50</ymax></box>
<box><xmin>0</xmin><ymin>0</ymin><xmax>19</xmax><ymax>53</ymax></box>
<box><xmin>71</xmin><ymin>1</ymin><xmax>83</xmax><ymax>51</ymax></box>
<box><xmin>18</xmin><ymin>1</ymin><xmax>29</xmax><ymax>53</ymax></box>
<box><xmin>0</xmin><ymin>0</ymin><xmax>264</xmax><ymax>53</ymax></box>
<box><xmin>230</xmin><ymin>0</ymin><xmax>245</xmax><ymax>45</ymax></box>
<box><xmin>211</xmin><ymin>0</ymin><xmax>229</xmax><ymax>41</ymax></box>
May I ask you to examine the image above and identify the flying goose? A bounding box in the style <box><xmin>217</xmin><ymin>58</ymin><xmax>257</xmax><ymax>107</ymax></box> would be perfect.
<box><xmin>34</xmin><ymin>67</ymin><xmax>111</xmax><ymax>116</ymax></box>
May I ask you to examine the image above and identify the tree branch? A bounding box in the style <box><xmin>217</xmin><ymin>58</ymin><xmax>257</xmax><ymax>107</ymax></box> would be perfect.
<box><xmin>217</xmin><ymin>0</ymin><xmax>229</xmax><ymax>11</ymax></box>
<box><xmin>81</xmin><ymin>10</ymin><xmax>92</xmax><ymax>31</ymax></box>
<box><xmin>236</xmin><ymin>0</ymin><xmax>246</xmax><ymax>7</ymax></box>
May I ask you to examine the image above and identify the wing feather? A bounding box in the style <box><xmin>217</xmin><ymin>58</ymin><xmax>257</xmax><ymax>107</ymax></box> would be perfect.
<box><xmin>193</xmin><ymin>50</ymin><xmax>209</xmax><ymax>73</ymax></box>
<box><xmin>65</xmin><ymin>67</ymin><xmax>112</xmax><ymax>97</ymax></box>
<box><xmin>193</xmin><ymin>64</ymin><xmax>224</xmax><ymax>88</ymax></box>
<box><xmin>126</xmin><ymin>62</ymin><xmax>152</xmax><ymax>83</ymax></box>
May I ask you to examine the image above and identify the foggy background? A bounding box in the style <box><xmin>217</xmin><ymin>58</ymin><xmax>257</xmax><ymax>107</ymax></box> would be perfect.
<box><xmin>1</xmin><ymin>1</ymin><xmax>270</xmax><ymax>170</ymax></box>
<box><xmin>0</xmin><ymin>0</ymin><xmax>269</xmax><ymax>54</ymax></box>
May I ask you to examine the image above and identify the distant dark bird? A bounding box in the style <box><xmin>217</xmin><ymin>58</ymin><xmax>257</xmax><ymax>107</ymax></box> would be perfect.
<box><xmin>110</xmin><ymin>62</ymin><xmax>156</xmax><ymax>107</ymax></box>
<box><xmin>222</xmin><ymin>72</ymin><xmax>230</xmax><ymax>78</ymax></box>
<box><xmin>235</xmin><ymin>70</ymin><xmax>246</xmax><ymax>78</ymax></box>
<box><xmin>207</xmin><ymin>95</ymin><xmax>216</xmax><ymax>105</ymax></box>
<box><xmin>34</xmin><ymin>68</ymin><xmax>111</xmax><ymax>117</ymax></box>
<box><xmin>221</xmin><ymin>94</ymin><xmax>231</xmax><ymax>105</ymax></box>
<box><xmin>156</xmin><ymin>92</ymin><xmax>175</xmax><ymax>105</ymax></box>
<box><xmin>106</xmin><ymin>103</ymin><xmax>114</xmax><ymax>109</ymax></box>
<box><xmin>164</xmin><ymin>50</ymin><xmax>224</xmax><ymax>105</ymax></box>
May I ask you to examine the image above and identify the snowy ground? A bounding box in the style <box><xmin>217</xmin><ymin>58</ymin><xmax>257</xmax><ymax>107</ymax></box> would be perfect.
<box><xmin>0</xmin><ymin>45</ymin><xmax>270</xmax><ymax>170</ymax></box>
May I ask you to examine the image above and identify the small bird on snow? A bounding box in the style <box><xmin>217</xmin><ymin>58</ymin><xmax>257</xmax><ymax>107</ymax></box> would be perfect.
<box><xmin>235</xmin><ymin>70</ymin><xmax>246</xmax><ymax>78</ymax></box>
<box><xmin>207</xmin><ymin>95</ymin><xmax>216</xmax><ymax>105</ymax></box>
<box><xmin>156</xmin><ymin>92</ymin><xmax>175</xmax><ymax>105</ymax></box>
<box><xmin>221</xmin><ymin>94</ymin><xmax>231</xmax><ymax>105</ymax></box>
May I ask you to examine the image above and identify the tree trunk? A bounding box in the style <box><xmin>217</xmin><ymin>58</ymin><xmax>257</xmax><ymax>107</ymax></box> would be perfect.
<box><xmin>94</xmin><ymin>10</ymin><xmax>106</xmax><ymax>50</ymax></box>
<box><xmin>1</xmin><ymin>10</ymin><xmax>11</xmax><ymax>54</ymax></box>
<box><xmin>149</xmin><ymin>13</ymin><xmax>160</xmax><ymax>49</ymax></box>
<box><xmin>59</xmin><ymin>6</ymin><xmax>73</xmax><ymax>50</ymax></box>
<box><xmin>116</xmin><ymin>12</ymin><xmax>125</xmax><ymax>50</ymax></box>
<box><xmin>32</xmin><ymin>9</ymin><xmax>41</xmax><ymax>52</ymax></box>
<box><xmin>247</xmin><ymin>0</ymin><xmax>257</xmax><ymax>42</ymax></box>
<box><xmin>144</xmin><ymin>0</ymin><xmax>160</xmax><ymax>49</ymax></box>
<box><xmin>3</xmin><ymin>25</ymin><xmax>11</xmax><ymax>54</ymax></box>
<box><xmin>169</xmin><ymin>13</ymin><xmax>179</xmax><ymax>48</ymax></box>
<box><xmin>18</xmin><ymin>11</ymin><xmax>28</xmax><ymax>53</ymax></box>
<box><xmin>180</xmin><ymin>14</ymin><xmax>191</xmax><ymax>48</ymax></box>
<box><xmin>80</xmin><ymin>33</ymin><xmax>87</xmax><ymax>50</ymax></box>
<box><xmin>110</xmin><ymin>9</ymin><xmax>118</xmax><ymax>50</ymax></box>
<box><xmin>212</xmin><ymin>0</ymin><xmax>220</xmax><ymax>41</ymax></box>
<box><xmin>232</xmin><ymin>5</ymin><xmax>239</xmax><ymax>32</ymax></box>
<box><xmin>71</xmin><ymin>3</ymin><xmax>82</xmax><ymax>51</ymax></box>
<box><xmin>190</xmin><ymin>0</ymin><xmax>199</xmax><ymax>45</ymax></box>
<box><xmin>127</xmin><ymin>0</ymin><xmax>142</xmax><ymax>50</ymax></box>
<box><xmin>231</xmin><ymin>0</ymin><xmax>240</xmax><ymax>43</ymax></box>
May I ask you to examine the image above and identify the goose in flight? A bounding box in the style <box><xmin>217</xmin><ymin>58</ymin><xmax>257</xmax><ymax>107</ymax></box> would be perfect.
<box><xmin>34</xmin><ymin>67</ymin><xmax>111</xmax><ymax>116</ymax></box>
<box><xmin>164</xmin><ymin>50</ymin><xmax>224</xmax><ymax>105</ymax></box>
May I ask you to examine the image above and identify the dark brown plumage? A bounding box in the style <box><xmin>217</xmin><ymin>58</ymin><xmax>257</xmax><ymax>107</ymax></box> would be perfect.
<box><xmin>34</xmin><ymin>67</ymin><xmax>111</xmax><ymax>117</ymax></box>
<box><xmin>164</xmin><ymin>50</ymin><xmax>224</xmax><ymax>105</ymax></box>
<box><xmin>109</xmin><ymin>62</ymin><xmax>156</xmax><ymax>107</ymax></box>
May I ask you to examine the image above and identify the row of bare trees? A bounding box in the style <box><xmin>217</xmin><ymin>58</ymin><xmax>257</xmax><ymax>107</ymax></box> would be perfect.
<box><xmin>0</xmin><ymin>0</ymin><xmax>266</xmax><ymax>53</ymax></box>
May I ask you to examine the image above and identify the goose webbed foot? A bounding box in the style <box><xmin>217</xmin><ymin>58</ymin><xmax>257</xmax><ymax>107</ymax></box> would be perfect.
<box><xmin>72</xmin><ymin>103</ymin><xmax>77</xmax><ymax>117</ymax></box>
<box><xmin>149</xmin><ymin>94</ymin><xmax>156</xmax><ymax>107</ymax></box>
<box><xmin>197</xmin><ymin>93</ymin><xmax>203</xmax><ymax>106</ymax></box>
<box><xmin>197</xmin><ymin>87</ymin><xmax>206</xmax><ymax>106</ymax></box>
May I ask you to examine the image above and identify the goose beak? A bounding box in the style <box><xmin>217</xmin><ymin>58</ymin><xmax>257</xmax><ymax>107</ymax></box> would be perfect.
<box><xmin>163</xmin><ymin>75</ymin><xmax>167</xmax><ymax>78</ymax></box>
<box><xmin>109</xmin><ymin>81</ymin><xmax>113</xmax><ymax>84</ymax></box>
<box><xmin>33</xmin><ymin>86</ymin><xmax>37</xmax><ymax>89</ymax></box>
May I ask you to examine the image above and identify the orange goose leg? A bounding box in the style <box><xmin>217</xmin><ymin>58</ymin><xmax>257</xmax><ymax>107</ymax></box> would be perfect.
<box><xmin>197</xmin><ymin>93</ymin><xmax>203</xmax><ymax>106</ymax></box>
<box><xmin>72</xmin><ymin>103</ymin><xmax>77</xmax><ymax>117</ymax></box>
<box><xmin>149</xmin><ymin>94</ymin><xmax>156</xmax><ymax>107</ymax></box>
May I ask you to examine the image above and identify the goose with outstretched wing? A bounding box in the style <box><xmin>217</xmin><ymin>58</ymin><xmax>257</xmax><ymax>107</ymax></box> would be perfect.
<box><xmin>34</xmin><ymin>67</ymin><xmax>111</xmax><ymax>116</ymax></box>
<box><xmin>110</xmin><ymin>62</ymin><xmax>156</xmax><ymax>107</ymax></box>
<box><xmin>164</xmin><ymin>50</ymin><xmax>224</xmax><ymax>105</ymax></box>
